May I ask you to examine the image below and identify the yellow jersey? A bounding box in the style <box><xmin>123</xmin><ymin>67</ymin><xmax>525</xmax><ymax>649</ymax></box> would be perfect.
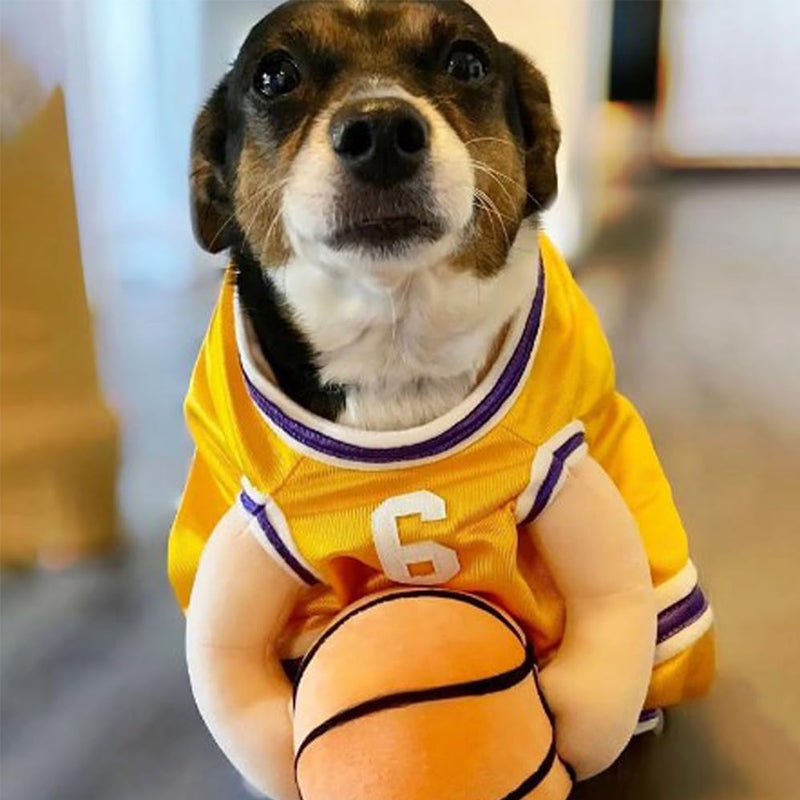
<box><xmin>168</xmin><ymin>233</ymin><xmax>715</xmax><ymax>721</ymax></box>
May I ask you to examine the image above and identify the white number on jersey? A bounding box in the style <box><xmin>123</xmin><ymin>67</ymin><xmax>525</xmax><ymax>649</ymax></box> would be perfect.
<box><xmin>371</xmin><ymin>491</ymin><xmax>460</xmax><ymax>586</ymax></box>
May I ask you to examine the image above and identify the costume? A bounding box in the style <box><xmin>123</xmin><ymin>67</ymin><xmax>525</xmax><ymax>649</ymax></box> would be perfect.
<box><xmin>169</xmin><ymin>232</ymin><xmax>714</xmax><ymax>719</ymax></box>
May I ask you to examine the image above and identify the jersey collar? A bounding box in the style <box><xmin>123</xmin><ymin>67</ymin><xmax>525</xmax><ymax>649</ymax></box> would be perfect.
<box><xmin>235</xmin><ymin>256</ymin><xmax>546</xmax><ymax>471</ymax></box>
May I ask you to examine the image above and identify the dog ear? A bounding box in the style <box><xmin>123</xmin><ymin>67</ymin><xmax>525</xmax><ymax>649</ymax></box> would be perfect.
<box><xmin>505</xmin><ymin>47</ymin><xmax>561</xmax><ymax>215</ymax></box>
<box><xmin>190</xmin><ymin>77</ymin><xmax>235</xmax><ymax>253</ymax></box>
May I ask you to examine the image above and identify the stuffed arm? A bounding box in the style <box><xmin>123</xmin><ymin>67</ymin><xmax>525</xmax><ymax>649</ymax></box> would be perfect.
<box><xmin>531</xmin><ymin>455</ymin><xmax>656</xmax><ymax>780</ymax></box>
<box><xmin>533</xmin><ymin>235</ymin><xmax>714</xmax><ymax>730</ymax></box>
<box><xmin>169</xmin><ymin>311</ymin><xmax>308</xmax><ymax>799</ymax></box>
<box><xmin>186</xmin><ymin>499</ymin><xmax>302</xmax><ymax>800</ymax></box>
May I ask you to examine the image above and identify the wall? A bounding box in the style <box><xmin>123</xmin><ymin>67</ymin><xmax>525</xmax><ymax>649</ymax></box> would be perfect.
<box><xmin>470</xmin><ymin>0</ymin><xmax>613</xmax><ymax>255</ymax></box>
<box><xmin>201</xmin><ymin>1</ymin><xmax>278</xmax><ymax>95</ymax></box>
<box><xmin>2</xmin><ymin>0</ymin><xmax>208</xmax><ymax>299</ymax></box>
<box><xmin>0</xmin><ymin>0</ymin><xmax>66</xmax><ymax>91</ymax></box>
<box><xmin>658</xmin><ymin>0</ymin><xmax>800</xmax><ymax>164</ymax></box>
<box><xmin>61</xmin><ymin>0</ymin><xmax>206</xmax><ymax>296</ymax></box>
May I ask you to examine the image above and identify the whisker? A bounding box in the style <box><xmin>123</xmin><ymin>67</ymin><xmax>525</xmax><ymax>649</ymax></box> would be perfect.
<box><xmin>244</xmin><ymin>194</ymin><xmax>278</xmax><ymax>260</ymax></box>
<box><xmin>472</xmin><ymin>163</ymin><xmax>517</xmax><ymax>209</ymax></box>
<box><xmin>474</xmin><ymin>187</ymin><xmax>516</xmax><ymax>223</ymax></box>
<box><xmin>472</xmin><ymin>192</ymin><xmax>499</xmax><ymax>238</ymax></box>
<box><xmin>464</xmin><ymin>136</ymin><xmax>522</xmax><ymax>152</ymax></box>
<box><xmin>207</xmin><ymin>179</ymin><xmax>288</xmax><ymax>251</ymax></box>
<box><xmin>259</xmin><ymin>201</ymin><xmax>288</xmax><ymax>266</ymax></box>
<box><xmin>474</xmin><ymin>188</ymin><xmax>511</xmax><ymax>247</ymax></box>
<box><xmin>240</xmin><ymin>178</ymin><xmax>291</xmax><ymax>262</ymax></box>
<box><xmin>471</xmin><ymin>158</ymin><xmax>543</xmax><ymax>211</ymax></box>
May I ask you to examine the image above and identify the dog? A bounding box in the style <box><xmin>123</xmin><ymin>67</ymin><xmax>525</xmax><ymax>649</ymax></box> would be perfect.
<box><xmin>190</xmin><ymin>0</ymin><xmax>560</xmax><ymax>432</ymax></box>
<box><xmin>174</xmin><ymin>2</ymin><xmax>714</xmax><ymax>796</ymax></box>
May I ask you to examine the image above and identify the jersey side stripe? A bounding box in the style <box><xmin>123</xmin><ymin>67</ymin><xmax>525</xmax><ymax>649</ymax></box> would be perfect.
<box><xmin>529</xmin><ymin>432</ymin><xmax>588</xmax><ymax>520</ymax></box>
<box><xmin>239</xmin><ymin>489</ymin><xmax>320</xmax><ymax>587</ymax></box>
<box><xmin>516</xmin><ymin>421</ymin><xmax>588</xmax><ymax>524</ymax></box>
<box><xmin>658</xmin><ymin>584</ymin><xmax>709</xmax><ymax>642</ymax></box>
<box><xmin>655</xmin><ymin>595</ymin><xmax>713</xmax><ymax>666</ymax></box>
<box><xmin>635</xmin><ymin>708</ymin><xmax>664</xmax><ymax>735</ymax></box>
<box><xmin>655</xmin><ymin>561</ymin><xmax>699</xmax><ymax>613</ymax></box>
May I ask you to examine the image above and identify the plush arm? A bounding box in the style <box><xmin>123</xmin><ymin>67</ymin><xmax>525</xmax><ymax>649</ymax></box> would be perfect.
<box><xmin>531</xmin><ymin>456</ymin><xmax>656</xmax><ymax>780</ymax></box>
<box><xmin>186</xmin><ymin>504</ymin><xmax>302</xmax><ymax>800</ymax></box>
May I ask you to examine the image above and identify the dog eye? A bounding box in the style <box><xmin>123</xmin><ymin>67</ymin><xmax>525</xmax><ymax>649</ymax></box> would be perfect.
<box><xmin>445</xmin><ymin>42</ymin><xmax>489</xmax><ymax>83</ymax></box>
<box><xmin>253</xmin><ymin>52</ymin><xmax>301</xmax><ymax>98</ymax></box>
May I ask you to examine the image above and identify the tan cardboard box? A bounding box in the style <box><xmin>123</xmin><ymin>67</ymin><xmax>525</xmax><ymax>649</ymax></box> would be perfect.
<box><xmin>1</xmin><ymin>86</ymin><xmax>120</xmax><ymax>567</ymax></box>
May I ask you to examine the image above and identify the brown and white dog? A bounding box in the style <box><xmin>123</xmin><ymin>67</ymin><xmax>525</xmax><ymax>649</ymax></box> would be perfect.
<box><xmin>191</xmin><ymin>0</ymin><xmax>560</xmax><ymax>432</ymax></box>
<box><xmin>182</xmin><ymin>5</ymin><xmax>671</xmax><ymax>797</ymax></box>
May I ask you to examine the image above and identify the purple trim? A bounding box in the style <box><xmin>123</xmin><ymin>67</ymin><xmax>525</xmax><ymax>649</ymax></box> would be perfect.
<box><xmin>635</xmin><ymin>709</ymin><xmax>663</xmax><ymax>735</ymax></box>
<box><xmin>242</xmin><ymin>259</ymin><xmax>545</xmax><ymax>465</ymax></box>
<box><xmin>657</xmin><ymin>585</ymin><xmax>708</xmax><ymax>643</ymax></box>
<box><xmin>639</xmin><ymin>709</ymin><xmax>660</xmax><ymax>723</ymax></box>
<box><xmin>240</xmin><ymin>491</ymin><xmax>318</xmax><ymax>586</ymax></box>
<box><xmin>553</xmin><ymin>432</ymin><xmax>585</xmax><ymax>462</ymax></box>
<box><xmin>524</xmin><ymin>431</ymin><xmax>586</xmax><ymax>523</ymax></box>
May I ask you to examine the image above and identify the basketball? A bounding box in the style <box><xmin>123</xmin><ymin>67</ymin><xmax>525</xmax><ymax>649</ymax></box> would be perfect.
<box><xmin>292</xmin><ymin>589</ymin><xmax>573</xmax><ymax>800</ymax></box>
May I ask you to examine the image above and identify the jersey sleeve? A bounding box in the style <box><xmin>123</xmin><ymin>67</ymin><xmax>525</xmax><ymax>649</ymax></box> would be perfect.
<box><xmin>168</xmin><ymin>287</ymin><xmax>314</xmax><ymax>610</ymax></box>
<box><xmin>167</xmin><ymin>310</ymin><xmax>242</xmax><ymax>610</ymax></box>
<box><xmin>168</xmin><ymin>448</ymin><xmax>236</xmax><ymax>610</ymax></box>
<box><xmin>585</xmin><ymin>387</ymin><xmax>716</xmax><ymax>710</ymax></box>
<box><xmin>554</xmin><ymin>245</ymin><xmax>716</xmax><ymax>709</ymax></box>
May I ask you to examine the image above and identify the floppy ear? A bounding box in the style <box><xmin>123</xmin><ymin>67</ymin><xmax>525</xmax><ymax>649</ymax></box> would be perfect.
<box><xmin>191</xmin><ymin>77</ymin><xmax>235</xmax><ymax>253</ymax></box>
<box><xmin>505</xmin><ymin>47</ymin><xmax>561</xmax><ymax>215</ymax></box>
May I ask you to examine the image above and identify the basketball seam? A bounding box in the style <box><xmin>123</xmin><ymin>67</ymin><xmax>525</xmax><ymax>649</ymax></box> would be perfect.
<box><xmin>500</xmin><ymin>741</ymin><xmax>564</xmax><ymax>800</ymax></box>
<box><xmin>293</xmin><ymin>589</ymin><xmax>528</xmax><ymax>702</ymax></box>
<box><xmin>294</xmin><ymin>645</ymin><xmax>536</xmax><ymax>772</ymax></box>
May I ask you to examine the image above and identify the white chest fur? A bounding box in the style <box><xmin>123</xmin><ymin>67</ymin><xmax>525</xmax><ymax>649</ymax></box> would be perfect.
<box><xmin>275</xmin><ymin>227</ymin><xmax>541</xmax><ymax>431</ymax></box>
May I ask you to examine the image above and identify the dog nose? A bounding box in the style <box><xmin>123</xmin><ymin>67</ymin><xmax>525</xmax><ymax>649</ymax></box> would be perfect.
<box><xmin>330</xmin><ymin>99</ymin><xmax>430</xmax><ymax>187</ymax></box>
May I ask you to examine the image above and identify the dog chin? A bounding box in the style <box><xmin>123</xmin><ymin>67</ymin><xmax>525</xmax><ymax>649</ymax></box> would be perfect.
<box><xmin>286</xmin><ymin>218</ymin><xmax>465</xmax><ymax>278</ymax></box>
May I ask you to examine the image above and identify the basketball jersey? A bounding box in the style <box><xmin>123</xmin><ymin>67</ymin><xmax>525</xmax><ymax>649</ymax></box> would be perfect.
<box><xmin>168</xmin><ymin>233</ymin><xmax>715</xmax><ymax>718</ymax></box>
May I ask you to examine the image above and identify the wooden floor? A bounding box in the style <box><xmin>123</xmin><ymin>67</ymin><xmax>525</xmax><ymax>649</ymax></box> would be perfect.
<box><xmin>2</xmin><ymin>165</ymin><xmax>799</xmax><ymax>799</ymax></box>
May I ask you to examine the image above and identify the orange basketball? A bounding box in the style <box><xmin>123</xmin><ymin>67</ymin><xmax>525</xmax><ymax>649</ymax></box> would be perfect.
<box><xmin>293</xmin><ymin>589</ymin><xmax>573</xmax><ymax>800</ymax></box>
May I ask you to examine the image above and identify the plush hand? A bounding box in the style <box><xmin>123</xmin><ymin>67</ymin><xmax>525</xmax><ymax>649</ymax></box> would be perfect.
<box><xmin>531</xmin><ymin>457</ymin><xmax>657</xmax><ymax>779</ymax></box>
<box><xmin>539</xmin><ymin>589</ymin><xmax>655</xmax><ymax>778</ymax></box>
<box><xmin>186</xmin><ymin>502</ymin><xmax>302</xmax><ymax>800</ymax></box>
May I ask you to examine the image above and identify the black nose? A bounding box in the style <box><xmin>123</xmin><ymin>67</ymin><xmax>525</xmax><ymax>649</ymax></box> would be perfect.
<box><xmin>330</xmin><ymin>99</ymin><xmax>430</xmax><ymax>187</ymax></box>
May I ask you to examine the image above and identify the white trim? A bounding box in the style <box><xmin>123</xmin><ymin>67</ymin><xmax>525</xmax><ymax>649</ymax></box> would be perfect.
<box><xmin>514</xmin><ymin>420</ymin><xmax>588</xmax><ymax>523</ymax></box>
<box><xmin>548</xmin><ymin>470</ymin><xmax>570</xmax><ymax>511</ymax></box>
<box><xmin>234</xmin><ymin>267</ymin><xmax>544</xmax><ymax>471</ymax></box>
<box><xmin>563</xmin><ymin>441</ymin><xmax>589</xmax><ymax>468</ymax></box>
<box><xmin>635</xmin><ymin>710</ymin><xmax>664</xmax><ymax>736</ymax></box>
<box><xmin>239</xmin><ymin>487</ymin><xmax>324</xmax><ymax>586</ymax></box>
<box><xmin>655</xmin><ymin>606</ymin><xmax>714</xmax><ymax>666</ymax></box>
<box><xmin>263</xmin><ymin>497</ymin><xmax>322</xmax><ymax>582</ymax></box>
<box><xmin>244</xmin><ymin>515</ymin><xmax>306</xmax><ymax>585</ymax></box>
<box><xmin>240</xmin><ymin>476</ymin><xmax>267</xmax><ymax>506</ymax></box>
<box><xmin>549</xmin><ymin>419</ymin><xmax>588</xmax><ymax>453</ymax></box>
<box><xmin>516</xmin><ymin>448</ymin><xmax>552</xmax><ymax>524</ymax></box>
<box><xmin>654</xmin><ymin>560</ymin><xmax>699</xmax><ymax>613</ymax></box>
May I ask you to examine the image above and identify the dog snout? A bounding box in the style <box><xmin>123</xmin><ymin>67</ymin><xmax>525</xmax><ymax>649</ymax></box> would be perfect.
<box><xmin>330</xmin><ymin>99</ymin><xmax>430</xmax><ymax>188</ymax></box>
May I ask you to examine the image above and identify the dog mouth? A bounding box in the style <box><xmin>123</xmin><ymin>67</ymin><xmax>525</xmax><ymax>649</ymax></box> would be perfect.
<box><xmin>326</xmin><ymin>213</ymin><xmax>447</xmax><ymax>252</ymax></box>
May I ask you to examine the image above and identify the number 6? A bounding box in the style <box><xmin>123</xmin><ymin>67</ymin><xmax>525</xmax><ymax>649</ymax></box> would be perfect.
<box><xmin>371</xmin><ymin>491</ymin><xmax>460</xmax><ymax>586</ymax></box>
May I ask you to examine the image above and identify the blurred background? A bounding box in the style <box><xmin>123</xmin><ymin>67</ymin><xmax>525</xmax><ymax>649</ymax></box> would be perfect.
<box><xmin>1</xmin><ymin>1</ymin><xmax>798</xmax><ymax>799</ymax></box>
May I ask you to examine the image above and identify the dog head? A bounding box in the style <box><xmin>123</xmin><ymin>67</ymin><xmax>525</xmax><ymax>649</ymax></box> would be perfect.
<box><xmin>191</xmin><ymin>0</ymin><xmax>560</xmax><ymax>279</ymax></box>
